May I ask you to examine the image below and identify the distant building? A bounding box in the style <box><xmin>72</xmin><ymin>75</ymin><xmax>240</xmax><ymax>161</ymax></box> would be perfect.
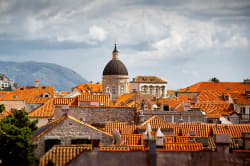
<box><xmin>229</xmin><ymin>90</ymin><xmax>250</xmax><ymax>123</ymax></box>
<box><xmin>130</xmin><ymin>76</ymin><xmax>168</xmax><ymax>98</ymax></box>
<box><xmin>102</xmin><ymin>44</ymin><xmax>129</xmax><ymax>100</ymax></box>
<box><xmin>0</xmin><ymin>73</ymin><xmax>15</xmax><ymax>91</ymax></box>
<box><xmin>68</xmin><ymin>82</ymin><xmax>102</xmax><ymax>97</ymax></box>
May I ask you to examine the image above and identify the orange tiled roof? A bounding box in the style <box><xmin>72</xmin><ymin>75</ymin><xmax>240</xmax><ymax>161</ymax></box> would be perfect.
<box><xmin>0</xmin><ymin>91</ymin><xmax>10</xmax><ymax>97</ymax></box>
<box><xmin>178</xmin><ymin>82</ymin><xmax>250</xmax><ymax>96</ymax></box>
<box><xmin>39</xmin><ymin>145</ymin><xmax>92</xmax><ymax>166</ymax></box>
<box><xmin>99</xmin><ymin>145</ymin><xmax>145</xmax><ymax>152</ymax></box>
<box><xmin>131</xmin><ymin>76</ymin><xmax>167</xmax><ymax>83</ymax></box>
<box><xmin>194</xmin><ymin>102</ymin><xmax>234</xmax><ymax>116</ymax></box>
<box><xmin>167</xmin><ymin>90</ymin><xmax>176</xmax><ymax>95</ymax></box>
<box><xmin>230</xmin><ymin>93</ymin><xmax>250</xmax><ymax>105</ymax></box>
<box><xmin>54</xmin><ymin>97</ymin><xmax>77</xmax><ymax>106</ymax></box>
<box><xmin>103</xmin><ymin>115</ymin><xmax>250</xmax><ymax>138</ymax></box>
<box><xmin>121</xmin><ymin>134</ymin><xmax>144</xmax><ymax>145</ymax></box>
<box><xmin>105</xmin><ymin>121</ymin><xmax>137</xmax><ymax>134</ymax></box>
<box><xmin>25</xmin><ymin>97</ymin><xmax>51</xmax><ymax>104</ymax></box>
<box><xmin>197</xmin><ymin>90</ymin><xmax>225</xmax><ymax>102</ymax></box>
<box><xmin>138</xmin><ymin>116</ymin><xmax>172</xmax><ymax>130</ymax></box>
<box><xmin>157</xmin><ymin>95</ymin><xmax>189</xmax><ymax>111</ymax></box>
<box><xmin>73</xmin><ymin>83</ymin><xmax>102</xmax><ymax>94</ymax></box>
<box><xmin>115</xmin><ymin>92</ymin><xmax>137</xmax><ymax>107</ymax></box>
<box><xmin>78</xmin><ymin>94</ymin><xmax>111</xmax><ymax>106</ymax></box>
<box><xmin>158</xmin><ymin>143</ymin><xmax>203</xmax><ymax>152</ymax></box>
<box><xmin>28</xmin><ymin>99</ymin><xmax>55</xmax><ymax>118</ymax></box>
<box><xmin>0</xmin><ymin>86</ymin><xmax>54</xmax><ymax>100</ymax></box>
<box><xmin>59</xmin><ymin>91</ymin><xmax>70</xmax><ymax>95</ymax></box>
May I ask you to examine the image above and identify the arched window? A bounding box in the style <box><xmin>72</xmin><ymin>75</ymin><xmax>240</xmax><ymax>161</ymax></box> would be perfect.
<box><xmin>106</xmin><ymin>87</ymin><xmax>110</xmax><ymax>93</ymax></box>
<box><xmin>43</xmin><ymin>92</ymin><xmax>51</xmax><ymax>98</ymax></box>
<box><xmin>120</xmin><ymin>86</ymin><xmax>124</xmax><ymax>95</ymax></box>
<box><xmin>112</xmin><ymin>87</ymin><xmax>116</xmax><ymax>95</ymax></box>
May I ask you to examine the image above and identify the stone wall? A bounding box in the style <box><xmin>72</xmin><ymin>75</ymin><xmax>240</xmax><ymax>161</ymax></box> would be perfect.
<box><xmin>25</xmin><ymin>103</ymin><xmax>42</xmax><ymax>113</ymax></box>
<box><xmin>54</xmin><ymin>106</ymin><xmax>137</xmax><ymax>124</ymax></box>
<box><xmin>33</xmin><ymin>117</ymin><xmax>113</xmax><ymax>158</ymax></box>
<box><xmin>143</xmin><ymin>110</ymin><xmax>205</xmax><ymax>123</ymax></box>
<box><xmin>69</xmin><ymin>150</ymin><xmax>250</xmax><ymax>166</ymax></box>
<box><xmin>30</xmin><ymin>118</ymin><xmax>49</xmax><ymax>127</ymax></box>
<box><xmin>0</xmin><ymin>100</ymin><xmax>25</xmax><ymax>111</ymax></box>
<box><xmin>242</xmin><ymin>132</ymin><xmax>250</xmax><ymax>150</ymax></box>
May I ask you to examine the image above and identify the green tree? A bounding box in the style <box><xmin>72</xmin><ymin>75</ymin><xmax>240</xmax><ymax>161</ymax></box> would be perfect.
<box><xmin>0</xmin><ymin>104</ymin><xmax>5</xmax><ymax>114</ymax></box>
<box><xmin>0</xmin><ymin>108</ymin><xmax>39</xmax><ymax>166</ymax></box>
<box><xmin>209</xmin><ymin>77</ymin><xmax>220</xmax><ymax>83</ymax></box>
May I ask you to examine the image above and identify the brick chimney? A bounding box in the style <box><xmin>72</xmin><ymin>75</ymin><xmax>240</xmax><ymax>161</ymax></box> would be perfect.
<box><xmin>35</xmin><ymin>80</ymin><xmax>39</xmax><ymax>88</ymax></box>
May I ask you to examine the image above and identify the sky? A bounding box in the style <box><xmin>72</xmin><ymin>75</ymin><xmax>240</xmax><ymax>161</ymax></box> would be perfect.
<box><xmin>0</xmin><ymin>0</ymin><xmax>250</xmax><ymax>90</ymax></box>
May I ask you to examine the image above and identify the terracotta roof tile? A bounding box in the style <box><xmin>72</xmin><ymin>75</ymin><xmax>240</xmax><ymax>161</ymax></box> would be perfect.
<box><xmin>73</xmin><ymin>83</ymin><xmax>102</xmax><ymax>94</ymax></box>
<box><xmin>28</xmin><ymin>99</ymin><xmax>55</xmax><ymax>118</ymax></box>
<box><xmin>197</xmin><ymin>90</ymin><xmax>225</xmax><ymax>102</ymax></box>
<box><xmin>158</xmin><ymin>143</ymin><xmax>203</xmax><ymax>151</ymax></box>
<box><xmin>99</xmin><ymin>145</ymin><xmax>145</xmax><ymax>152</ymax></box>
<box><xmin>0</xmin><ymin>86</ymin><xmax>54</xmax><ymax>100</ymax></box>
<box><xmin>157</xmin><ymin>95</ymin><xmax>189</xmax><ymax>111</ymax></box>
<box><xmin>178</xmin><ymin>82</ymin><xmax>250</xmax><ymax>96</ymax></box>
<box><xmin>121</xmin><ymin>134</ymin><xmax>143</xmax><ymax>145</ymax></box>
<box><xmin>115</xmin><ymin>92</ymin><xmax>137</xmax><ymax>107</ymax></box>
<box><xmin>78</xmin><ymin>94</ymin><xmax>111</xmax><ymax>106</ymax></box>
<box><xmin>54</xmin><ymin>97</ymin><xmax>77</xmax><ymax>105</ymax></box>
<box><xmin>104</xmin><ymin>121</ymin><xmax>136</xmax><ymax>134</ymax></box>
<box><xmin>230</xmin><ymin>93</ymin><xmax>250</xmax><ymax>105</ymax></box>
<box><xmin>194</xmin><ymin>102</ymin><xmax>234</xmax><ymax>116</ymax></box>
<box><xmin>104</xmin><ymin>116</ymin><xmax>250</xmax><ymax>138</ymax></box>
<box><xmin>25</xmin><ymin>97</ymin><xmax>51</xmax><ymax>104</ymax></box>
<box><xmin>39</xmin><ymin>145</ymin><xmax>92</xmax><ymax>166</ymax></box>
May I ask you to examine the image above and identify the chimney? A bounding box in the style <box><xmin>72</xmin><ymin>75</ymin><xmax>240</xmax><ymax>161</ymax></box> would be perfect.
<box><xmin>35</xmin><ymin>80</ymin><xmax>39</xmax><ymax>88</ymax></box>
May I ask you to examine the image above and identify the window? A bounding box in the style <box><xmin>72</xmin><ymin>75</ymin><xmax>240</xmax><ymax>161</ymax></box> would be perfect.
<box><xmin>155</xmin><ymin>88</ymin><xmax>159</xmax><ymax>96</ymax></box>
<box><xmin>163</xmin><ymin>105</ymin><xmax>169</xmax><ymax>111</ymax></box>
<box><xmin>149</xmin><ymin>87</ymin><xmax>152</xmax><ymax>94</ymax></box>
<box><xmin>112</xmin><ymin>87</ymin><xmax>116</xmax><ymax>95</ymax></box>
<box><xmin>241</xmin><ymin>107</ymin><xmax>246</xmax><ymax>114</ymax></box>
<box><xmin>120</xmin><ymin>86</ymin><xmax>124</xmax><ymax>95</ymax></box>
<box><xmin>43</xmin><ymin>93</ymin><xmax>50</xmax><ymax>98</ymax></box>
<box><xmin>106</xmin><ymin>87</ymin><xmax>110</xmax><ymax>93</ymax></box>
<box><xmin>4</xmin><ymin>83</ymin><xmax>8</xmax><ymax>87</ymax></box>
<box><xmin>13</xmin><ymin>95</ymin><xmax>17</xmax><ymax>98</ymax></box>
<box><xmin>45</xmin><ymin>139</ymin><xmax>61</xmax><ymax>152</ymax></box>
<box><xmin>71</xmin><ymin>139</ymin><xmax>91</xmax><ymax>144</ymax></box>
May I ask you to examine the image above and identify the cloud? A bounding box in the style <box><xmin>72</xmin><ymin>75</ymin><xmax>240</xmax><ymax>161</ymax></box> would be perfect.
<box><xmin>224</xmin><ymin>35</ymin><xmax>248</xmax><ymax>48</ymax></box>
<box><xmin>0</xmin><ymin>0</ymin><xmax>249</xmax><ymax>89</ymax></box>
<box><xmin>88</xmin><ymin>25</ymin><xmax>107</xmax><ymax>41</ymax></box>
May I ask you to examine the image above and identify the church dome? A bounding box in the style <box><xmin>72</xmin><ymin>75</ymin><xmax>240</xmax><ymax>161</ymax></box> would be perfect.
<box><xmin>103</xmin><ymin>43</ymin><xmax>128</xmax><ymax>76</ymax></box>
<box><xmin>103</xmin><ymin>59</ymin><xmax>128</xmax><ymax>76</ymax></box>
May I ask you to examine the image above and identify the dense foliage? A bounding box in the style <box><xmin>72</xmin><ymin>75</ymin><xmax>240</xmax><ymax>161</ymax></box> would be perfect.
<box><xmin>209</xmin><ymin>77</ymin><xmax>220</xmax><ymax>83</ymax></box>
<box><xmin>0</xmin><ymin>107</ymin><xmax>39</xmax><ymax>166</ymax></box>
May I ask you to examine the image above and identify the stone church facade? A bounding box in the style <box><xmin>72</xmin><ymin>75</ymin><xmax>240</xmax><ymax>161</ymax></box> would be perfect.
<box><xmin>102</xmin><ymin>44</ymin><xmax>129</xmax><ymax>100</ymax></box>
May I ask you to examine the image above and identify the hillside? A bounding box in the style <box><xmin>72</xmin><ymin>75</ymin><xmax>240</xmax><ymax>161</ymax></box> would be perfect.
<box><xmin>0</xmin><ymin>61</ymin><xmax>88</xmax><ymax>91</ymax></box>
